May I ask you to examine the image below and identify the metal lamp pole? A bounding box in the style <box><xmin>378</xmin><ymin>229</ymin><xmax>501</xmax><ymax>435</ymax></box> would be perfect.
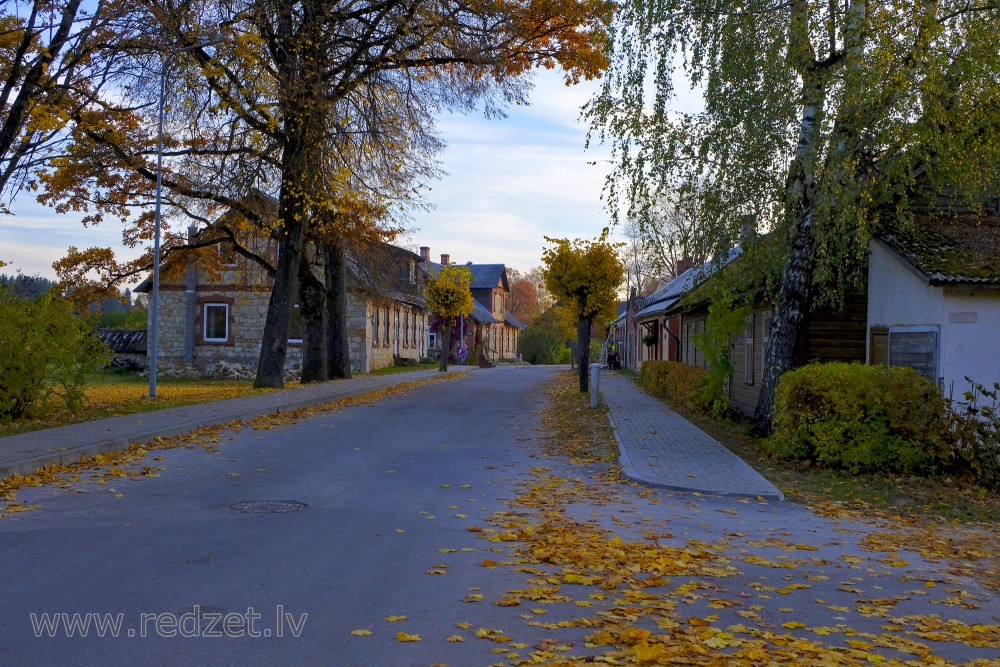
<box><xmin>149</xmin><ymin>39</ymin><xmax>218</xmax><ymax>397</ymax></box>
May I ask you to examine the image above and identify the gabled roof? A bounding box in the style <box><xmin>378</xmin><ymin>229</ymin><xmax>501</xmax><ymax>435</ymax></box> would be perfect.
<box><xmin>466</xmin><ymin>263</ymin><xmax>508</xmax><ymax>291</ymax></box>
<box><xmin>879</xmin><ymin>212</ymin><xmax>1000</xmax><ymax>286</ymax></box>
<box><xmin>423</xmin><ymin>261</ymin><xmax>509</xmax><ymax>291</ymax></box>
<box><xmin>634</xmin><ymin>248</ymin><xmax>743</xmax><ymax>320</ymax></box>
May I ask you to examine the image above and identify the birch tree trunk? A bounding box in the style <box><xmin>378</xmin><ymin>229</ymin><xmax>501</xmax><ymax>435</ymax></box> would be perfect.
<box><xmin>752</xmin><ymin>65</ymin><xmax>828</xmax><ymax>433</ymax></box>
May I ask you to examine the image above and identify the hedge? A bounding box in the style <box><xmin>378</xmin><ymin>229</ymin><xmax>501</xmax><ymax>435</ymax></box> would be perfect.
<box><xmin>638</xmin><ymin>360</ymin><xmax>705</xmax><ymax>410</ymax></box>
<box><xmin>768</xmin><ymin>362</ymin><xmax>952</xmax><ymax>475</ymax></box>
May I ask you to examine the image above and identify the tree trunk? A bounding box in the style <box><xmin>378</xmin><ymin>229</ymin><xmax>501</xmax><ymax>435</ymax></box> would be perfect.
<box><xmin>577</xmin><ymin>316</ymin><xmax>592</xmax><ymax>392</ymax></box>
<box><xmin>324</xmin><ymin>241</ymin><xmax>351</xmax><ymax>379</ymax></box>
<box><xmin>438</xmin><ymin>319</ymin><xmax>452</xmax><ymax>372</ymax></box>
<box><xmin>752</xmin><ymin>207</ymin><xmax>814</xmax><ymax>433</ymax></box>
<box><xmin>254</xmin><ymin>133</ymin><xmax>308</xmax><ymax>389</ymax></box>
<box><xmin>298</xmin><ymin>257</ymin><xmax>327</xmax><ymax>384</ymax></box>
<box><xmin>752</xmin><ymin>69</ymin><xmax>826</xmax><ymax>433</ymax></box>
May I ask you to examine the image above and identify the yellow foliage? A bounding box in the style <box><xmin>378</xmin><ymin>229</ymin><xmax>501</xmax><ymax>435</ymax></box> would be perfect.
<box><xmin>541</xmin><ymin>232</ymin><xmax>624</xmax><ymax>327</ymax></box>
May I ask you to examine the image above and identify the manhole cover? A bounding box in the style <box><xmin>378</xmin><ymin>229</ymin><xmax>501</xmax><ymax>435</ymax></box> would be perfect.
<box><xmin>230</xmin><ymin>500</ymin><xmax>307</xmax><ymax>514</ymax></box>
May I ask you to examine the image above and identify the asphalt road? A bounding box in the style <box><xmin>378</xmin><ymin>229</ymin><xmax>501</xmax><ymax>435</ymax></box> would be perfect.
<box><xmin>1</xmin><ymin>366</ymin><xmax>997</xmax><ymax>666</ymax></box>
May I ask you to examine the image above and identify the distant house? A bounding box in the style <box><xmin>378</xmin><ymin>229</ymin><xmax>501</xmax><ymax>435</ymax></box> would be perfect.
<box><xmin>137</xmin><ymin>230</ymin><xmax>430</xmax><ymax>376</ymax></box>
<box><xmin>422</xmin><ymin>251</ymin><xmax>526</xmax><ymax>364</ymax></box>
<box><xmin>609</xmin><ymin>251</ymin><xmax>740</xmax><ymax>370</ymax></box>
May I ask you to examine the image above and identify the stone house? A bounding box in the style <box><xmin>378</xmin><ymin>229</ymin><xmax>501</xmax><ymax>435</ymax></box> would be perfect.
<box><xmin>136</xmin><ymin>233</ymin><xmax>429</xmax><ymax>377</ymax></box>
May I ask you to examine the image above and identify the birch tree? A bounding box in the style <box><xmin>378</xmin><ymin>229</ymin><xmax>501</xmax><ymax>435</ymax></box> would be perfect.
<box><xmin>587</xmin><ymin>0</ymin><xmax>1000</xmax><ymax>431</ymax></box>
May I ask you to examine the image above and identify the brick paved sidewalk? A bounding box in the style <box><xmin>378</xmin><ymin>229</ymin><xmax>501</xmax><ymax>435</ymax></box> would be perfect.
<box><xmin>600</xmin><ymin>371</ymin><xmax>784</xmax><ymax>501</ymax></box>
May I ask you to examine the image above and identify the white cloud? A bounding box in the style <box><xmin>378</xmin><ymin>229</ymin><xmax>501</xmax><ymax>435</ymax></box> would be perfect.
<box><xmin>408</xmin><ymin>69</ymin><xmax>614</xmax><ymax>272</ymax></box>
<box><xmin>1</xmin><ymin>67</ymin><xmax>644</xmax><ymax>280</ymax></box>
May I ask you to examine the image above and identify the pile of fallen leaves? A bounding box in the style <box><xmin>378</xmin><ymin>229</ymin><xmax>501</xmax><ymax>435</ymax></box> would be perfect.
<box><xmin>445</xmin><ymin>371</ymin><xmax>1000</xmax><ymax>666</ymax></box>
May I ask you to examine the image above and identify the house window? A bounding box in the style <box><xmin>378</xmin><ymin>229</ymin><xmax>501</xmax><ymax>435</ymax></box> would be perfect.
<box><xmin>744</xmin><ymin>314</ymin><xmax>754</xmax><ymax>385</ymax></box>
<box><xmin>394</xmin><ymin>308</ymin><xmax>400</xmax><ymax>354</ymax></box>
<box><xmin>404</xmin><ymin>309</ymin><xmax>410</xmax><ymax>347</ymax></box>
<box><xmin>288</xmin><ymin>304</ymin><xmax>303</xmax><ymax>343</ymax></box>
<box><xmin>887</xmin><ymin>325</ymin><xmax>939</xmax><ymax>383</ymax></box>
<box><xmin>409</xmin><ymin>260</ymin><xmax>416</xmax><ymax>285</ymax></box>
<box><xmin>383</xmin><ymin>307</ymin><xmax>389</xmax><ymax>345</ymax></box>
<box><xmin>203</xmin><ymin>303</ymin><xmax>229</xmax><ymax>342</ymax></box>
<box><xmin>372</xmin><ymin>306</ymin><xmax>380</xmax><ymax>345</ymax></box>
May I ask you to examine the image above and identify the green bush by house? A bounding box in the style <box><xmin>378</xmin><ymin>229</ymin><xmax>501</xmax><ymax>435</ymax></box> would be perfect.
<box><xmin>0</xmin><ymin>289</ymin><xmax>108</xmax><ymax>420</ymax></box>
<box><xmin>768</xmin><ymin>362</ymin><xmax>952</xmax><ymax>475</ymax></box>
<box><xmin>638</xmin><ymin>360</ymin><xmax>705</xmax><ymax>410</ymax></box>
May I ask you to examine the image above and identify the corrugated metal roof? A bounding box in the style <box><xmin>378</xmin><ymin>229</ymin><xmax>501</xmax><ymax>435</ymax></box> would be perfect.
<box><xmin>504</xmin><ymin>311</ymin><xmax>527</xmax><ymax>330</ymax></box>
<box><xmin>98</xmin><ymin>329</ymin><xmax>147</xmax><ymax>354</ymax></box>
<box><xmin>634</xmin><ymin>248</ymin><xmax>742</xmax><ymax>319</ymax></box>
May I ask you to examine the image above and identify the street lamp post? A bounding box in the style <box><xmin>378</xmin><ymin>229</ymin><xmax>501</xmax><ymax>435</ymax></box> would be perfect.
<box><xmin>149</xmin><ymin>39</ymin><xmax>219</xmax><ymax>398</ymax></box>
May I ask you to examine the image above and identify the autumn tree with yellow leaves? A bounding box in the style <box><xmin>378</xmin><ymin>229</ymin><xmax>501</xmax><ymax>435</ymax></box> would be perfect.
<box><xmin>425</xmin><ymin>264</ymin><xmax>474</xmax><ymax>372</ymax></box>
<box><xmin>542</xmin><ymin>233</ymin><xmax>624</xmax><ymax>392</ymax></box>
<box><xmin>34</xmin><ymin>0</ymin><xmax>612</xmax><ymax>388</ymax></box>
<box><xmin>0</xmin><ymin>0</ymin><xmax>139</xmax><ymax>211</ymax></box>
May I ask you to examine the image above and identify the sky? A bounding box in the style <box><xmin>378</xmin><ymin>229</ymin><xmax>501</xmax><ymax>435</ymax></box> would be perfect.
<box><xmin>0</xmin><ymin>68</ymin><xmax>618</xmax><ymax>285</ymax></box>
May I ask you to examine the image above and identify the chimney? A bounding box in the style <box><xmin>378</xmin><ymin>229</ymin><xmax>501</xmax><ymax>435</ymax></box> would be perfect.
<box><xmin>440</xmin><ymin>254</ymin><xmax>450</xmax><ymax>265</ymax></box>
<box><xmin>676</xmin><ymin>256</ymin><xmax>694</xmax><ymax>276</ymax></box>
<box><xmin>419</xmin><ymin>246</ymin><xmax>430</xmax><ymax>261</ymax></box>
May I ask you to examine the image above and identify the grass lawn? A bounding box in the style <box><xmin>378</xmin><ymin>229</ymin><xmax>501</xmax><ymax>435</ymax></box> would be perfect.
<box><xmin>0</xmin><ymin>362</ymin><xmax>445</xmax><ymax>438</ymax></box>
<box><xmin>0</xmin><ymin>371</ymin><xmax>276</xmax><ymax>438</ymax></box>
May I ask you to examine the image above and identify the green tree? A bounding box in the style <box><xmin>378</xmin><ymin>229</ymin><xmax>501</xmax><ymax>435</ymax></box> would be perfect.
<box><xmin>519</xmin><ymin>305</ymin><xmax>576</xmax><ymax>364</ymax></box>
<box><xmin>542</xmin><ymin>234</ymin><xmax>624</xmax><ymax>391</ymax></box>
<box><xmin>0</xmin><ymin>288</ymin><xmax>107</xmax><ymax>420</ymax></box>
<box><xmin>587</xmin><ymin>0</ymin><xmax>1000</xmax><ymax>431</ymax></box>
<box><xmin>425</xmin><ymin>265</ymin><xmax>474</xmax><ymax>372</ymax></box>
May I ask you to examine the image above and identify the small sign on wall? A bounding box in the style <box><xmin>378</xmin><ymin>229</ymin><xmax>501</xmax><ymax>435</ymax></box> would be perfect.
<box><xmin>948</xmin><ymin>312</ymin><xmax>978</xmax><ymax>324</ymax></box>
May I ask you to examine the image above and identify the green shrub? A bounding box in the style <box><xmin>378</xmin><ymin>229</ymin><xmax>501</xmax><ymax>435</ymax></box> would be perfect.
<box><xmin>519</xmin><ymin>327</ymin><xmax>567</xmax><ymax>365</ymax></box>
<box><xmin>947</xmin><ymin>379</ymin><xmax>1000</xmax><ymax>490</ymax></box>
<box><xmin>639</xmin><ymin>360</ymin><xmax>705</xmax><ymax>409</ymax></box>
<box><xmin>769</xmin><ymin>362</ymin><xmax>952</xmax><ymax>475</ymax></box>
<box><xmin>0</xmin><ymin>289</ymin><xmax>108</xmax><ymax>420</ymax></box>
<box><xmin>691</xmin><ymin>286</ymin><xmax>751</xmax><ymax>417</ymax></box>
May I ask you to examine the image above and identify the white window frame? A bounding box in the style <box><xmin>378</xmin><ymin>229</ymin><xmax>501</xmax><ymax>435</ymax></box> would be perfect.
<box><xmin>203</xmin><ymin>303</ymin><xmax>229</xmax><ymax>342</ymax></box>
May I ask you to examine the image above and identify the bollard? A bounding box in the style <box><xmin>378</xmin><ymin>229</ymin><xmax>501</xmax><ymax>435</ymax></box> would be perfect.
<box><xmin>590</xmin><ymin>363</ymin><xmax>600</xmax><ymax>409</ymax></box>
